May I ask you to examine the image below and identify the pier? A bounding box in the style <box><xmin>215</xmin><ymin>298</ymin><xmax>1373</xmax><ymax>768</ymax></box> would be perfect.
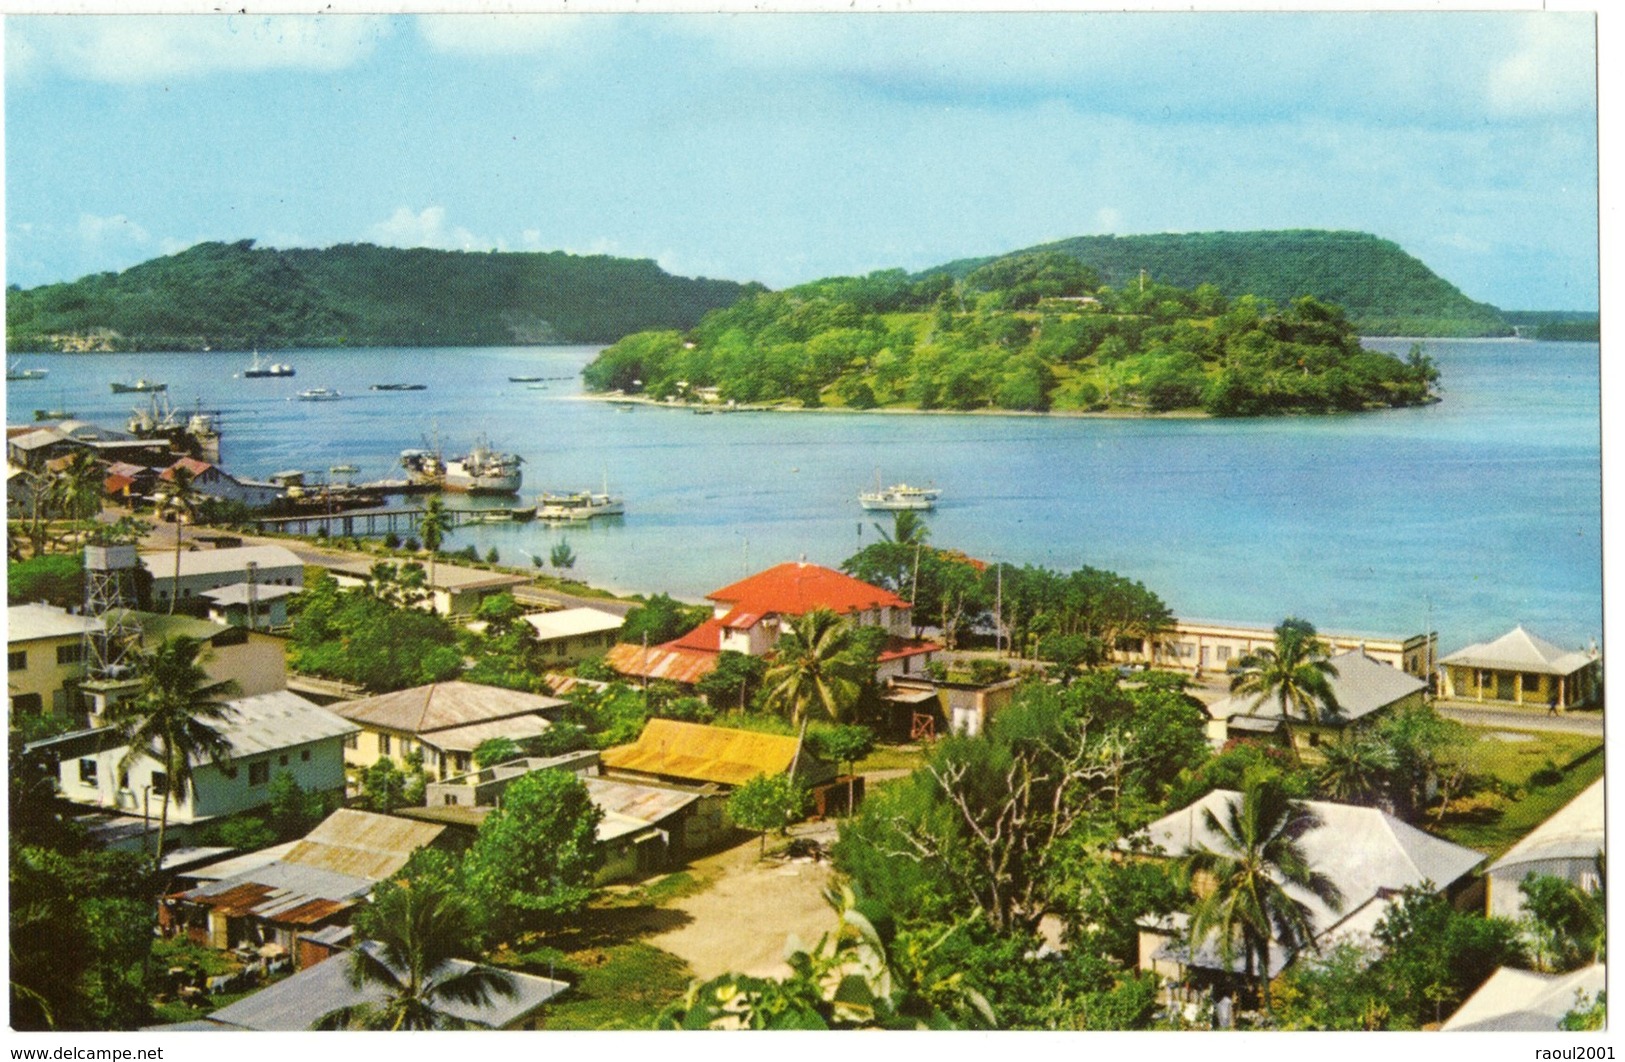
<box><xmin>252</xmin><ymin>504</ymin><xmax>491</xmax><ymax>537</ymax></box>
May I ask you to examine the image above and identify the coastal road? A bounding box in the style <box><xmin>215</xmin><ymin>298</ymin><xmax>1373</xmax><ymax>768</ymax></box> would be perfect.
<box><xmin>1435</xmin><ymin>702</ymin><xmax>1604</xmax><ymax>738</ymax></box>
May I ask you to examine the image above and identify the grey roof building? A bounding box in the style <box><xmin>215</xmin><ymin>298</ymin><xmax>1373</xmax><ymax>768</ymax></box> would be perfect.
<box><xmin>1135</xmin><ymin>789</ymin><xmax>1485</xmax><ymax>980</ymax></box>
<box><xmin>1442</xmin><ymin>963</ymin><xmax>1605</xmax><ymax>1031</ymax></box>
<box><xmin>1484</xmin><ymin>775</ymin><xmax>1604</xmax><ymax>919</ymax></box>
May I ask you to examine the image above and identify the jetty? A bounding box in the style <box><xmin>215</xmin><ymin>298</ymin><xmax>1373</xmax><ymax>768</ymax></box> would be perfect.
<box><xmin>251</xmin><ymin>504</ymin><xmax>493</xmax><ymax>537</ymax></box>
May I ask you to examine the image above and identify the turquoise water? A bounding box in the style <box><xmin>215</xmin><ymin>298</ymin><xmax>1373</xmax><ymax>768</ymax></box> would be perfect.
<box><xmin>7</xmin><ymin>338</ymin><xmax>1600</xmax><ymax>654</ymax></box>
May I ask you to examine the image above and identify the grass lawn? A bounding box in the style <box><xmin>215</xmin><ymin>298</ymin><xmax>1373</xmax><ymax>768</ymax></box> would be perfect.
<box><xmin>532</xmin><ymin>940</ymin><xmax>693</xmax><ymax>1030</ymax></box>
<box><xmin>855</xmin><ymin>742</ymin><xmax>927</xmax><ymax>775</ymax></box>
<box><xmin>1433</xmin><ymin>727</ymin><xmax>1603</xmax><ymax>858</ymax></box>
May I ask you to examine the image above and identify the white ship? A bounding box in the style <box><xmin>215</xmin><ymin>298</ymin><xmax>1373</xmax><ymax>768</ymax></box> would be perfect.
<box><xmin>402</xmin><ymin>437</ymin><xmax>522</xmax><ymax>495</ymax></box>
<box><xmin>858</xmin><ymin>481</ymin><xmax>942</xmax><ymax>511</ymax></box>
<box><xmin>537</xmin><ymin>490</ymin><xmax>624</xmax><ymax>521</ymax></box>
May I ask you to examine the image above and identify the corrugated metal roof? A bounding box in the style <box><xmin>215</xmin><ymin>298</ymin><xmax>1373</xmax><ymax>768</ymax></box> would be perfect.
<box><xmin>139</xmin><ymin>544</ymin><xmax>305</xmax><ymax>580</ymax></box>
<box><xmin>199</xmin><ymin>583</ymin><xmax>302</xmax><ymax>606</ymax></box>
<box><xmin>420</xmin><ymin>713</ymin><xmax>552</xmax><ymax>753</ymax></box>
<box><xmin>523</xmin><ymin>607</ymin><xmax>625</xmax><ymax>640</ymax></box>
<box><xmin>1440</xmin><ymin>625</ymin><xmax>1596</xmax><ymax>676</ymax></box>
<box><xmin>1135</xmin><ymin>789</ymin><xmax>1484</xmax><ymax>975</ymax></box>
<box><xmin>1209</xmin><ymin>649</ymin><xmax>1425</xmax><ymax>725</ymax></box>
<box><xmin>582</xmin><ymin>774</ymin><xmax>700</xmax><ymax>824</ymax></box>
<box><xmin>1488</xmin><ymin>776</ymin><xmax>1603</xmax><ymax>874</ymax></box>
<box><xmin>206</xmin><ymin>941</ymin><xmax>569</xmax><ymax>1030</ymax></box>
<box><xmin>8</xmin><ymin>603</ymin><xmax>104</xmax><ymax>642</ymax></box>
<box><xmin>604</xmin><ymin>641</ymin><xmax>718</xmax><ymax>685</ymax></box>
<box><xmin>601</xmin><ymin>718</ymin><xmax>798</xmax><ymax>787</ymax></box>
<box><xmin>206</xmin><ymin>691</ymin><xmax>359</xmax><ymax>759</ymax></box>
<box><xmin>280</xmin><ymin>809</ymin><xmax>446</xmax><ymax>880</ymax></box>
<box><xmin>1442</xmin><ymin>963</ymin><xmax>1605</xmax><ymax>1031</ymax></box>
<box><xmin>183</xmin><ymin>841</ymin><xmax>301</xmax><ymax>882</ymax></box>
<box><xmin>331</xmin><ymin>681</ymin><xmax>565</xmax><ymax>736</ymax></box>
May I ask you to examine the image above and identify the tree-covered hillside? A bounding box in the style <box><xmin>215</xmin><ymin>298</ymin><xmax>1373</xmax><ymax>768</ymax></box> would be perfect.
<box><xmin>6</xmin><ymin>240</ymin><xmax>760</xmax><ymax>352</ymax></box>
<box><xmin>583</xmin><ymin>252</ymin><xmax>1441</xmax><ymax>417</ymax></box>
<box><xmin>925</xmin><ymin>230</ymin><xmax>1509</xmax><ymax>337</ymax></box>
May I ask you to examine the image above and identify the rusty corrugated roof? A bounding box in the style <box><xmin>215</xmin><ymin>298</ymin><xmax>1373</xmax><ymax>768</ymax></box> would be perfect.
<box><xmin>605</xmin><ymin>642</ymin><xmax>718</xmax><ymax>685</ymax></box>
<box><xmin>281</xmin><ymin>809</ymin><xmax>445</xmax><ymax>881</ymax></box>
<box><xmin>601</xmin><ymin>718</ymin><xmax>798</xmax><ymax>786</ymax></box>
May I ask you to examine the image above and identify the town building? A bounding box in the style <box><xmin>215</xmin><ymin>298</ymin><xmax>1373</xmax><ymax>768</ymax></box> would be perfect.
<box><xmin>1441</xmin><ymin>963</ymin><xmax>1605</xmax><ymax>1031</ymax></box>
<box><xmin>605</xmin><ymin>560</ymin><xmax>938</xmax><ymax>687</ymax></box>
<box><xmin>307</xmin><ymin>554</ymin><xmax>532</xmax><ymax>617</ymax></box>
<box><xmin>141</xmin><ymin>544</ymin><xmax>305</xmax><ymax>615</ymax></box>
<box><xmin>163</xmin><ymin>809</ymin><xmax>446</xmax><ymax>967</ymax></box>
<box><xmin>329</xmin><ymin>680</ymin><xmax>567</xmax><ymax>781</ymax></box>
<box><xmin>1202</xmin><ymin>648</ymin><xmax>1428</xmax><ymax>760</ymax></box>
<box><xmin>53</xmin><ymin>690</ymin><xmax>355</xmax><ymax>826</ymax></box>
<box><xmin>1438</xmin><ymin>626</ymin><xmax>1601</xmax><ymax>710</ymax></box>
<box><xmin>159</xmin><ymin>457</ymin><xmax>283</xmax><ymax>509</ymax></box>
<box><xmin>156</xmin><ymin>940</ymin><xmax>568</xmax><ymax>1029</ymax></box>
<box><xmin>8</xmin><ymin>602</ymin><xmax>102</xmax><ymax>717</ymax></box>
<box><xmin>200</xmin><ymin>582</ymin><xmax>301</xmax><ymax>630</ymax></box>
<box><xmin>522</xmin><ymin>607</ymin><xmax>626</xmax><ymax>664</ymax></box>
<box><xmin>1133</xmin><ymin>790</ymin><xmax>1484</xmax><ymax>1002</ymax></box>
<box><xmin>1483</xmin><ymin>776</ymin><xmax>1603</xmax><ymax>920</ymax></box>
<box><xmin>601</xmin><ymin>716</ymin><xmax>835</xmax><ymax>790</ymax></box>
<box><xmin>1129</xmin><ymin>617</ymin><xmax>1436</xmax><ymax>680</ymax></box>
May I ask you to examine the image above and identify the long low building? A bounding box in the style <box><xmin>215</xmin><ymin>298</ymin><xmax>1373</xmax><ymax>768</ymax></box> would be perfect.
<box><xmin>1126</xmin><ymin>617</ymin><xmax>1436</xmax><ymax>680</ymax></box>
<box><xmin>1438</xmin><ymin>625</ymin><xmax>1601</xmax><ymax>709</ymax></box>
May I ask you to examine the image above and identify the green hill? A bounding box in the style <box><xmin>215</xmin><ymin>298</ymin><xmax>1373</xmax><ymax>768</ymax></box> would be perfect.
<box><xmin>924</xmin><ymin>230</ymin><xmax>1509</xmax><ymax>337</ymax></box>
<box><xmin>583</xmin><ymin>256</ymin><xmax>1442</xmax><ymax>417</ymax></box>
<box><xmin>5</xmin><ymin>240</ymin><xmax>761</xmax><ymax>352</ymax></box>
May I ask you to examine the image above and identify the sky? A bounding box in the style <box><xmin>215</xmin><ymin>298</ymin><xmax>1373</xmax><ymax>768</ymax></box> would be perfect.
<box><xmin>3</xmin><ymin>9</ymin><xmax>1602</xmax><ymax>310</ymax></box>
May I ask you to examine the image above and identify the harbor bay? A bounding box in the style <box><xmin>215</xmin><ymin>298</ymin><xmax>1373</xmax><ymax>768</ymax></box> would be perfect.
<box><xmin>8</xmin><ymin>336</ymin><xmax>1600</xmax><ymax>652</ymax></box>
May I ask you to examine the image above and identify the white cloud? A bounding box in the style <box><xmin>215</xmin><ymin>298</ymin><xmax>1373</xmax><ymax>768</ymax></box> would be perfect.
<box><xmin>78</xmin><ymin>212</ymin><xmax>151</xmax><ymax>250</ymax></box>
<box><xmin>415</xmin><ymin>14</ymin><xmax>586</xmax><ymax>55</ymax></box>
<box><xmin>1487</xmin><ymin>15</ymin><xmax>1595</xmax><ymax>117</ymax></box>
<box><xmin>366</xmin><ymin>206</ymin><xmax>495</xmax><ymax>252</ymax></box>
<box><xmin>8</xmin><ymin>15</ymin><xmax>387</xmax><ymax>84</ymax></box>
<box><xmin>1095</xmin><ymin>208</ymin><xmax>1123</xmax><ymax>234</ymax></box>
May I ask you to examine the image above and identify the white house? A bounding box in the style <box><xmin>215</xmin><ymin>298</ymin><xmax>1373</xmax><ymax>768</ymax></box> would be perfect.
<box><xmin>56</xmin><ymin>690</ymin><xmax>356</xmax><ymax>824</ymax></box>
<box><xmin>159</xmin><ymin>457</ymin><xmax>283</xmax><ymax>509</ymax></box>
<box><xmin>201</xmin><ymin>582</ymin><xmax>301</xmax><ymax>630</ymax></box>
<box><xmin>141</xmin><ymin>544</ymin><xmax>305</xmax><ymax>613</ymax></box>
<box><xmin>522</xmin><ymin>607</ymin><xmax>625</xmax><ymax>664</ymax></box>
<box><xmin>1484</xmin><ymin>776</ymin><xmax>1603</xmax><ymax>920</ymax></box>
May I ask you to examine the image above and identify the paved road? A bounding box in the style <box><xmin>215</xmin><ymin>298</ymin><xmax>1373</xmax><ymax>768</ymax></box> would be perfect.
<box><xmin>1436</xmin><ymin>702</ymin><xmax>1604</xmax><ymax>737</ymax></box>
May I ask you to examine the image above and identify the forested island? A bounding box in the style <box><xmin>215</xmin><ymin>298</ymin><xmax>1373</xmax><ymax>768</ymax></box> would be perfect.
<box><xmin>5</xmin><ymin>239</ymin><xmax>759</xmax><ymax>352</ymax></box>
<box><xmin>927</xmin><ymin>230</ymin><xmax>1511</xmax><ymax>338</ymax></box>
<box><xmin>582</xmin><ymin>252</ymin><xmax>1442</xmax><ymax>417</ymax></box>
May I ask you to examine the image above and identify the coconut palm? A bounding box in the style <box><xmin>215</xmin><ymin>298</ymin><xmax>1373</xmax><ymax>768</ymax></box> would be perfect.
<box><xmin>157</xmin><ymin>465</ymin><xmax>203</xmax><ymax>614</ymax></box>
<box><xmin>50</xmin><ymin>450</ymin><xmax>103</xmax><ymax>541</ymax></box>
<box><xmin>1182</xmin><ymin>776</ymin><xmax>1343</xmax><ymax>1021</ymax></box>
<box><xmin>1313</xmin><ymin>737</ymin><xmax>1394</xmax><ymax>806</ymax></box>
<box><xmin>110</xmin><ymin>635</ymin><xmax>240</xmax><ymax>869</ymax></box>
<box><xmin>419</xmin><ymin>496</ymin><xmax>447</xmax><ymax>593</ymax></box>
<box><xmin>764</xmin><ymin>608</ymin><xmax>865</xmax><ymax>777</ymax></box>
<box><xmin>1230</xmin><ymin>617</ymin><xmax>1341</xmax><ymax>723</ymax></box>
<box><xmin>874</xmin><ymin>509</ymin><xmax>931</xmax><ymax>547</ymax></box>
<box><xmin>316</xmin><ymin>868</ymin><xmax>515</xmax><ymax>1030</ymax></box>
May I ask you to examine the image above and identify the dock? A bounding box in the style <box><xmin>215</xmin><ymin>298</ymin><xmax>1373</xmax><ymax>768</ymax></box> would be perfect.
<box><xmin>252</xmin><ymin>504</ymin><xmax>494</xmax><ymax>537</ymax></box>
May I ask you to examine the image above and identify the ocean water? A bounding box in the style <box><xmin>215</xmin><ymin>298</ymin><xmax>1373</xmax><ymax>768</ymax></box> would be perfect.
<box><xmin>6</xmin><ymin>338</ymin><xmax>1601</xmax><ymax>654</ymax></box>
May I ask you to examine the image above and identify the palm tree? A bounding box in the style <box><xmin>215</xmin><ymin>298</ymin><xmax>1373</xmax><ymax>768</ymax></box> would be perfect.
<box><xmin>1313</xmin><ymin>737</ymin><xmax>1393</xmax><ymax>806</ymax></box>
<box><xmin>419</xmin><ymin>496</ymin><xmax>446</xmax><ymax>595</ymax></box>
<box><xmin>316</xmin><ymin>869</ymin><xmax>515</xmax><ymax>1030</ymax></box>
<box><xmin>158</xmin><ymin>465</ymin><xmax>203</xmax><ymax>614</ymax></box>
<box><xmin>764</xmin><ymin>608</ymin><xmax>865</xmax><ymax>777</ymax></box>
<box><xmin>1230</xmin><ymin>617</ymin><xmax>1341</xmax><ymax>723</ymax></box>
<box><xmin>110</xmin><ymin>635</ymin><xmax>241</xmax><ymax>869</ymax></box>
<box><xmin>875</xmin><ymin>509</ymin><xmax>930</xmax><ymax>547</ymax></box>
<box><xmin>50</xmin><ymin>450</ymin><xmax>103</xmax><ymax>545</ymax></box>
<box><xmin>1182</xmin><ymin>776</ymin><xmax>1343</xmax><ymax>1021</ymax></box>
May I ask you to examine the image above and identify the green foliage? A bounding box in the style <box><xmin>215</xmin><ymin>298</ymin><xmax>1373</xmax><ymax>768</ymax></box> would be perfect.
<box><xmin>266</xmin><ymin>770</ymin><xmax>328</xmax><ymax>839</ymax></box>
<box><xmin>11</xmin><ymin>843</ymin><xmax>156</xmax><ymax>1030</ymax></box>
<box><xmin>807</xmin><ymin>723</ymin><xmax>876</xmax><ymax>771</ymax></box>
<box><xmin>926</xmin><ymin>230</ymin><xmax>1509</xmax><ymax>336</ymax></box>
<box><xmin>463</xmin><ymin>769</ymin><xmax>605</xmax><ymax>933</ymax></box>
<box><xmin>1560</xmin><ymin>989</ymin><xmax>1607</xmax><ymax>1031</ymax></box>
<box><xmin>1228</xmin><ymin>616</ymin><xmax>1340</xmax><ymax>722</ymax></box>
<box><xmin>695</xmin><ymin>649</ymin><xmax>768</xmax><ymax>709</ymax></box>
<box><xmin>587</xmin><ymin>245</ymin><xmax>1450</xmax><ymax>417</ymax></box>
<box><xmin>474</xmin><ymin>737</ymin><xmax>522</xmax><ymax>769</ymax></box>
<box><xmin>618</xmin><ymin>592</ymin><xmax>710</xmax><ymax>646</ymax></box>
<box><xmin>8</xmin><ymin>551</ymin><xmax>84</xmax><ymax>606</ymax></box>
<box><xmin>1519</xmin><ymin>863</ymin><xmax>1605</xmax><ymax>972</ymax></box>
<box><xmin>549</xmin><ymin>539</ymin><xmax>576</xmax><ymax>571</ymax></box>
<box><xmin>727</xmin><ymin>774</ymin><xmax>812</xmax><ymax>855</ymax></box>
<box><xmin>1271</xmin><ymin>941</ymin><xmax>1391</xmax><ymax>1030</ymax></box>
<box><xmin>8</xmin><ymin>239</ymin><xmax>756</xmax><ymax>351</ymax></box>
<box><xmin>1374</xmin><ymin>886</ymin><xmax>1527</xmax><ymax>1027</ymax></box>
<box><xmin>564</xmin><ymin>682</ymin><xmax>651</xmax><ymax>748</ymax></box>
<box><xmin>1167</xmin><ymin>740</ymin><xmax>1313</xmax><ymax>808</ymax></box>
<box><xmin>522</xmin><ymin>722</ymin><xmax>592</xmax><ymax>758</ymax></box>
<box><xmin>200</xmin><ymin>813</ymin><xmax>277</xmax><ymax>851</ymax></box>
<box><xmin>288</xmin><ymin>571</ymin><xmax>463</xmax><ymax>691</ymax></box>
<box><xmin>360</xmin><ymin>756</ymin><xmax>419</xmax><ymax>813</ymax></box>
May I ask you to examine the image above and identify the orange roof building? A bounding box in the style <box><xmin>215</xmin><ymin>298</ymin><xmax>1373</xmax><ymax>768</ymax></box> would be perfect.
<box><xmin>608</xmin><ymin>560</ymin><xmax>937</xmax><ymax>687</ymax></box>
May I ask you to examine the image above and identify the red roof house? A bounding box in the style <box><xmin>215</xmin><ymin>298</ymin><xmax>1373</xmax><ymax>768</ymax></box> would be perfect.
<box><xmin>607</xmin><ymin>561</ymin><xmax>937</xmax><ymax>686</ymax></box>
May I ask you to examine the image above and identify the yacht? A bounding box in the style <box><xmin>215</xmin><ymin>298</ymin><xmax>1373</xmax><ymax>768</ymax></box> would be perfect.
<box><xmin>295</xmin><ymin>388</ymin><xmax>342</xmax><ymax>401</ymax></box>
<box><xmin>537</xmin><ymin>489</ymin><xmax>625</xmax><ymax>521</ymax></box>
<box><xmin>858</xmin><ymin>482</ymin><xmax>942</xmax><ymax>511</ymax></box>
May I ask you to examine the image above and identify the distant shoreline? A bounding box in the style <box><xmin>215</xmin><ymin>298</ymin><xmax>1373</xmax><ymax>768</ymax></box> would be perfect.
<box><xmin>576</xmin><ymin>392</ymin><xmax>1206</xmax><ymax>421</ymax></box>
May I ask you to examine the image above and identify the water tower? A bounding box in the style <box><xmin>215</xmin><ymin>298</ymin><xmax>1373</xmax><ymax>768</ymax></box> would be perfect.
<box><xmin>80</xmin><ymin>543</ymin><xmax>143</xmax><ymax>725</ymax></box>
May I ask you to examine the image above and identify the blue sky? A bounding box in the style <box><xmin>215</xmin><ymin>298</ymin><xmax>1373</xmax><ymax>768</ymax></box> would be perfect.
<box><xmin>5</xmin><ymin>11</ymin><xmax>1600</xmax><ymax>310</ymax></box>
